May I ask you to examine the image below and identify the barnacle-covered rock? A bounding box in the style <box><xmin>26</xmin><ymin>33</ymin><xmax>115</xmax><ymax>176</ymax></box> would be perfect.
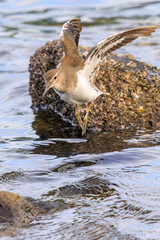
<box><xmin>29</xmin><ymin>40</ymin><xmax>160</xmax><ymax>131</ymax></box>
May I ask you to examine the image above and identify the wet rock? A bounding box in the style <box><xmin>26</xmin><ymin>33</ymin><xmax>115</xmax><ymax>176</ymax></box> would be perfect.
<box><xmin>29</xmin><ymin>40</ymin><xmax>160</xmax><ymax>131</ymax></box>
<box><xmin>45</xmin><ymin>176</ymin><xmax>116</xmax><ymax>198</ymax></box>
<box><xmin>0</xmin><ymin>191</ymin><xmax>46</xmax><ymax>225</ymax></box>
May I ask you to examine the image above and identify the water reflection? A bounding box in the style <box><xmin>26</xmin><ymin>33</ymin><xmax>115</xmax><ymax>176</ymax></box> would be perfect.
<box><xmin>32</xmin><ymin>110</ymin><xmax>160</xmax><ymax>157</ymax></box>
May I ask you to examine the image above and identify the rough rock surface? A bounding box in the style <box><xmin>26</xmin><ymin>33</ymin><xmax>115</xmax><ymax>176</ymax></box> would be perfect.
<box><xmin>29</xmin><ymin>40</ymin><xmax>160</xmax><ymax>131</ymax></box>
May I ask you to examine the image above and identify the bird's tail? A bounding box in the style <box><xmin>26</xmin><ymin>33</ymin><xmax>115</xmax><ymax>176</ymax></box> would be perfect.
<box><xmin>102</xmin><ymin>91</ymin><xmax>110</xmax><ymax>95</ymax></box>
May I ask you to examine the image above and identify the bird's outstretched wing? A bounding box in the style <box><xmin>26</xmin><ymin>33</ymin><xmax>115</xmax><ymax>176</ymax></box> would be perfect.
<box><xmin>60</xmin><ymin>18</ymin><xmax>82</xmax><ymax>54</ymax></box>
<box><xmin>80</xmin><ymin>26</ymin><xmax>158</xmax><ymax>82</ymax></box>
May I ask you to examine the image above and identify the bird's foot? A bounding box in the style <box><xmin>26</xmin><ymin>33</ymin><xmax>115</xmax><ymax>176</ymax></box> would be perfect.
<box><xmin>82</xmin><ymin>117</ymin><xmax>87</xmax><ymax>136</ymax></box>
<box><xmin>82</xmin><ymin>101</ymin><xmax>93</xmax><ymax>136</ymax></box>
<box><xmin>75</xmin><ymin>106</ymin><xmax>83</xmax><ymax>129</ymax></box>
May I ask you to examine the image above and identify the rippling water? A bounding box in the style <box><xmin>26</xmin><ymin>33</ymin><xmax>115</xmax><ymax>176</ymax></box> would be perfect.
<box><xmin>0</xmin><ymin>0</ymin><xmax>160</xmax><ymax>239</ymax></box>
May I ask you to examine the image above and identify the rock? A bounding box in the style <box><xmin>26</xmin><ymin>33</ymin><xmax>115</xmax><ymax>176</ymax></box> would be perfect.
<box><xmin>45</xmin><ymin>176</ymin><xmax>116</xmax><ymax>198</ymax></box>
<box><xmin>0</xmin><ymin>191</ymin><xmax>46</xmax><ymax>225</ymax></box>
<box><xmin>29</xmin><ymin>40</ymin><xmax>160</xmax><ymax>131</ymax></box>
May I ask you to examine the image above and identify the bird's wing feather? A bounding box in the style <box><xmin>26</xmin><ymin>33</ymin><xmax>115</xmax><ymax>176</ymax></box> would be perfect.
<box><xmin>60</xmin><ymin>18</ymin><xmax>82</xmax><ymax>50</ymax></box>
<box><xmin>60</xmin><ymin>18</ymin><xmax>82</xmax><ymax>65</ymax></box>
<box><xmin>80</xmin><ymin>26</ymin><xmax>158</xmax><ymax>82</ymax></box>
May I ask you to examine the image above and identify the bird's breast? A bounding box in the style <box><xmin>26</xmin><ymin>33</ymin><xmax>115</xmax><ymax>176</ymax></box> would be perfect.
<box><xmin>52</xmin><ymin>69</ymin><xmax>102</xmax><ymax>105</ymax></box>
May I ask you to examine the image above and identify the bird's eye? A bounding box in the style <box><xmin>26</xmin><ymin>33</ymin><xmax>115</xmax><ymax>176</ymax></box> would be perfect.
<box><xmin>54</xmin><ymin>76</ymin><xmax>57</xmax><ymax>80</ymax></box>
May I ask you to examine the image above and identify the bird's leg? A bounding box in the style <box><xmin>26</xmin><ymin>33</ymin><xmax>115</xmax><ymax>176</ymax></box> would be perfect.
<box><xmin>75</xmin><ymin>105</ymin><xmax>83</xmax><ymax>129</ymax></box>
<box><xmin>82</xmin><ymin>101</ymin><xmax>93</xmax><ymax>136</ymax></box>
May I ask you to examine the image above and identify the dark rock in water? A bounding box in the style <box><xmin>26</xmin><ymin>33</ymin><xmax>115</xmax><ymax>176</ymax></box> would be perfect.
<box><xmin>29</xmin><ymin>40</ymin><xmax>160</xmax><ymax>131</ymax></box>
<box><xmin>0</xmin><ymin>191</ymin><xmax>71</xmax><ymax>237</ymax></box>
<box><xmin>0</xmin><ymin>191</ymin><xmax>46</xmax><ymax>225</ymax></box>
<box><xmin>45</xmin><ymin>176</ymin><xmax>116</xmax><ymax>198</ymax></box>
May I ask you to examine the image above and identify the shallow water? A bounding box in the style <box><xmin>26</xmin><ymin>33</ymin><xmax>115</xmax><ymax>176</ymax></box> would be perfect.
<box><xmin>0</xmin><ymin>0</ymin><xmax>160</xmax><ymax>239</ymax></box>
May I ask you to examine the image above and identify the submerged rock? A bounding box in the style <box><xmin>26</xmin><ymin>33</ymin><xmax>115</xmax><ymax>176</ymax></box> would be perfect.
<box><xmin>0</xmin><ymin>191</ymin><xmax>46</xmax><ymax>225</ymax></box>
<box><xmin>0</xmin><ymin>191</ymin><xmax>70</xmax><ymax>237</ymax></box>
<box><xmin>45</xmin><ymin>176</ymin><xmax>116</xmax><ymax>198</ymax></box>
<box><xmin>29</xmin><ymin>40</ymin><xmax>160</xmax><ymax>131</ymax></box>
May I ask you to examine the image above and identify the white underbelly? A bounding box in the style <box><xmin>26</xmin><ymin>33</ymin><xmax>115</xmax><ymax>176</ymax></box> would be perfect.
<box><xmin>72</xmin><ymin>84</ymin><xmax>100</xmax><ymax>104</ymax></box>
<box><xmin>71</xmin><ymin>71</ymin><xmax>102</xmax><ymax>105</ymax></box>
<box><xmin>54</xmin><ymin>88</ymin><xmax>98</xmax><ymax>105</ymax></box>
<box><xmin>54</xmin><ymin>72</ymin><xmax>103</xmax><ymax>105</ymax></box>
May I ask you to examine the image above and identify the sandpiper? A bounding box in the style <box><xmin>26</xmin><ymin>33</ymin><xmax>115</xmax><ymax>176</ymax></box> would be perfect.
<box><xmin>43</xmin><ymin>18</ymin><xmax>158</xmax><ymax>135</ymax></box>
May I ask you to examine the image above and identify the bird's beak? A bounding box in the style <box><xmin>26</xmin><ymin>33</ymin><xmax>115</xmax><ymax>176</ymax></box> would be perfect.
<box><xmin>42</xmin><ymin>83</ymin><xmax>51</xmax><ymax>98</ymax></box>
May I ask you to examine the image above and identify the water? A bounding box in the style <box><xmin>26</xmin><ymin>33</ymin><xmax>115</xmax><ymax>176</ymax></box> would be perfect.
<box><xmin>0</xmin><ymin>0</ymin><xmax>160</xmax><ymax>239</ymax></box>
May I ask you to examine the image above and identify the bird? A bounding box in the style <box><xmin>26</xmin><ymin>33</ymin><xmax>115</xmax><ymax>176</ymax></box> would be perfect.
<box><xmin>42</xmin><ymin>18</ymin><xmax>158</xmax><ymax>136</ymax></box>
